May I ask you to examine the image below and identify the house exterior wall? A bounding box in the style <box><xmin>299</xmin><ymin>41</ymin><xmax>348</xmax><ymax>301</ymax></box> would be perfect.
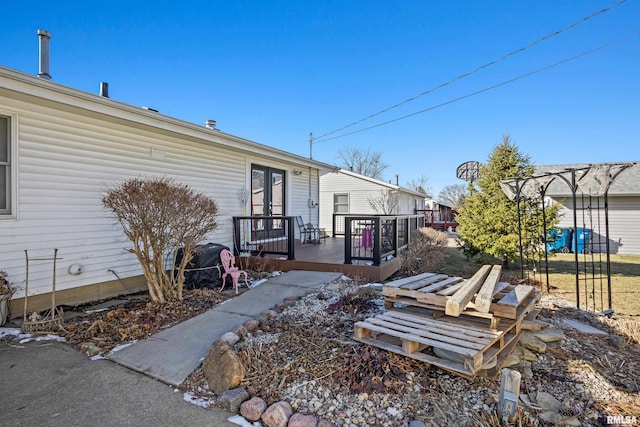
<box><xmin>0</xmin><ymin>73</ymin><xmax>325</xmax><ymax>302</ymax></box>
<box><xmin>319</xmin><ymin>171</ymin><xmax>425</xmax><ymax>234</ymax></box>
<box><xmin>552</xmin><ymin>195</ymin><xmax>640</xmax><ymax>255</ymax></box>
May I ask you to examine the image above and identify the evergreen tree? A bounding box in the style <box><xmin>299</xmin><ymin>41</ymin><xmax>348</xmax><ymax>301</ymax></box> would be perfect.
<box><xmin>457</xmin><ymin>135</ymin><xmax>558</xmax><ymax>264</ymax></box>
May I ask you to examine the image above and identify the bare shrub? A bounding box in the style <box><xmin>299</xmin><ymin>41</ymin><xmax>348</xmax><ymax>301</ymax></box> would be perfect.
<box><xmin>103</xmin><ymin>177</ymin><xmax>219</xmax><ymax>302</ymax></box>
<box><xmin>399</xmin><ymin>227</ymin><xmax>448</xmax><ymax>277</ymax></box>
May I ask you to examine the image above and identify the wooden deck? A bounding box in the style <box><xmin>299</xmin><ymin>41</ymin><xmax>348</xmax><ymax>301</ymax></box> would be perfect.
<box><xmin>249</xmin><ymin>237</ymin><xmax>401</xmax><ymax>282</ymax></box>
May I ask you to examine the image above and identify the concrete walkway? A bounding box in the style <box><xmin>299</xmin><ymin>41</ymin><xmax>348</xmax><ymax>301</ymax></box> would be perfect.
<box><xmin>109</xmin><ymin>270</ymin><xmax>342</xmax><ymax>386</ymax></box>
<box><xmin>2</xmin><ymin>270</ymin><xmax>342</xmax><ymax>426</ymax></box>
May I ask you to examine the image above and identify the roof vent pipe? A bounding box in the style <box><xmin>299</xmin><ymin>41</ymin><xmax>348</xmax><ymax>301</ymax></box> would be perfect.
<box><xmin>205</xmin><ymin>119</ymin><xmax>217</xmax><ymax>130</ymax></box>
<box><xmin>99</xmin><ymin>82</ymin><xmax>109</xmax><ymax>98</ymax></box>
<box><xmin>395</xmin><ymin>174</ymin><xmax>399</xmax><ymax>186</ymax></box>
<box><xmin>36</xmin><ymin>29</ymin><xmax>51</xmax><ymax>80</ymax></box>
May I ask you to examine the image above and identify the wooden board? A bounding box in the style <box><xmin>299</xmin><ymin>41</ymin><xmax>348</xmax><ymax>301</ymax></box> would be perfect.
<box><xmin>445</xmin><ymin>265</ymin><xmax>492</xmax><ymax>317</ymax></box>
<box><xmin>474</xmin><ymin>265</ymin><xmax>502</xmax><ymax>313</ymax></box>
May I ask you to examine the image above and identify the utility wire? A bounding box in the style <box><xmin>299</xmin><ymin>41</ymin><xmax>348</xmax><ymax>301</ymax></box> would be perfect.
<box><xmin>313</xmin><ymin>32</ymin><xmax>640</xmax><ymax>144</ymax></box>
<box><xmin>313</xmin><ymin>0</ymin><xmax>627</xmax><ymax>142</ymax></box>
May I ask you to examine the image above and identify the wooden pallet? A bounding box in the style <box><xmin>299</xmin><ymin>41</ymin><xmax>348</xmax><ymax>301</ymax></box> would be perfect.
<box><xmin>353</xmin><ymin>309</ymin><xmax>521</xmax><ymax>379</ymax></box>
<box><xmin>383</xmin><ymin>266</ymin><xmax>540</xmax><ymax>322</ymax></box>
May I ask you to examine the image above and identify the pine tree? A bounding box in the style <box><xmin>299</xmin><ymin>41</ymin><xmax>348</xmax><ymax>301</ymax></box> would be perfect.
<box><xmin>457</xmin><ymin>135</ymin><xmax>557</xmax><ymax>264</ymax></box>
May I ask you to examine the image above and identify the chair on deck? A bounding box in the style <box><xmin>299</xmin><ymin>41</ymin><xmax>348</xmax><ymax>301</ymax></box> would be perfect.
<box><xmin>219</xmin><ymin>249</ymin><xmax>249</xmax><ymax>294</ymax></box>
<box><xmin>295</xmin><ymin>215</ymin><xmax>326</xmax><ymax>244</ymax></box>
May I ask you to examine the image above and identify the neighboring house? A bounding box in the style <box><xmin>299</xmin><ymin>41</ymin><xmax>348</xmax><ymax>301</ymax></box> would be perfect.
<box><xmin>0</xmin><ymin>65</ymin><xmax>333</xmax><ymax>314</ymax></box>
<box><xmin>536</xmin><ymin>162</ymin><xmax>640</xmax><ymax>255</ymax></box>
<box><xmin>319</xmin><ymin>169</ymin><xmax>425</xmax><ymax>234</ymax></box>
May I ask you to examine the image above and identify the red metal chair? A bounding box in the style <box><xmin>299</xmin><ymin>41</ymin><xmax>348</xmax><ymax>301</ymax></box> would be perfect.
<box><xmin>219</xmin><ymin>249</ymin><xmax>249</xmax><ymax>294</ymax></box>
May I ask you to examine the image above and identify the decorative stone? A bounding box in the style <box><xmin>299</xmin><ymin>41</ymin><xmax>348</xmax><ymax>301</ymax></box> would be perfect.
<box><xmin>317</xmin><ymin>419</ymin><xmax>335</xmax><ymax>427</ymax></box>
<box><xmin>261</xmin><ymin>309</ymin><xmax>278</xmax><ymax>319</ymax></box>
<box><xmin>202</xmin><ymin>340</ymin><xmax>246</xmax><ymax>393</ymax></box>
<box><xmin>243</xmin><ymin>319</ymin><xmax>259</xmax><ymax>332</ymax></box>
<box><xmin>240</xmin><ymin>396</ymin><xmax>268</xmax><ymax>422</ymax></box>
<box><xmin>521</xmin><ymin>332</ymin><xmax>547</xmax><ymax>353</ymax></box>
<box><xmin>217</xmin><ymin>387</ymin><xmax>249</xmax><ymax>413</ymax></box>
<box><xmin>535</xmin><ymin>391</ymin><xmax>562</xmax><ymax>424</ymax></box>
<box><xmin>283</xmin><ymin>296</ymin><xmax>300</xmax><ymax>304</ymax></box>
<box><xmin>220</xmin><ymin>331</ymin><xmax>240</xmax><ymax>345</ymax></box>
<box><xmin>521</xmin><ymin>347</ymin><xmax>538</xmax><ymax>362</ymax></box>
<box><xmin>533</xmin><ymin>328</ymin><xmax>564</xmax><ymax>343</ymax></box>
<box><xmin>261</xmin><ymin>401</ymin><xmax>293</xmax><ymax>427</ymax></box>
<box><xmin>409</xmin><ymin>421</ymin><xmax>427</xmax><ymax>427</ymax></box>
<box><xmin>502</xmin><ymin>354</ymin><xmax>521</xmax><ymax>368</ymax></box>
<box><xmin>80</xmin><ymin>342</ymin><xmax>101</xmax><ymax>357</ymax></box>
<box><xmin>288</xmin><ymin>413</ymin><xmax>319</xmax><ymax>427</ymax></box>
<box><xmin>232</xmin><ymin>325</ymin><xmax>248</xmax><ymax>339</ymax></box>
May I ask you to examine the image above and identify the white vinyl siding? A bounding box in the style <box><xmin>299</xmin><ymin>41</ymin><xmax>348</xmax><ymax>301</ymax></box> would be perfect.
<box><xmin>0</xmin><ymin>91</ymin><xmax>322</xmax><ymax>298</ymax></box>
<box><xmin>553</xmin><ymin>196</ymin><xmax>640</xmax><ymax>255</ymax></box>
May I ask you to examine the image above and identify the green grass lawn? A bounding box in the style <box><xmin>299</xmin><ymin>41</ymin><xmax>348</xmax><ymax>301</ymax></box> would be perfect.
<box><xmin>434</xmin><ymin>246</ymin><xmax>640</xmax><ymax>316</ymax></box>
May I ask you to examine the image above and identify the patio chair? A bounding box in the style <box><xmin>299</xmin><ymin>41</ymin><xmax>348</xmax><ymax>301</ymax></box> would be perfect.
<box><xmin>219</xmin><ymin>249</ymin><xmax>249</xmax><ymax>294</ymax></box>
<box><xmin>295</xmin><ymin>215</ymin><xmax>326</xmax><ymax>244</ymax></box>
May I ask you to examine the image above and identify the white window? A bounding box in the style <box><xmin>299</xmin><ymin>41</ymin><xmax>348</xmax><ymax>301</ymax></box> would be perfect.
<box><xmin>333</xmin><ymin>193</ymin><xmax>349</xmax><ymax>214</ymax></box>
<box><xmin>0</xmin><ymin>114</ymin><xmax>11</xmax><ymax>215</ymax></box>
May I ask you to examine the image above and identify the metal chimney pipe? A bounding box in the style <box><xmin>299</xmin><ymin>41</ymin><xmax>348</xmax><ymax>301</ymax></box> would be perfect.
<box><xmin>395</xmin><ymin>174</ymin><xmax>399</xmax><ymax>186</ymax></box>
<box><xmin>100</xmin><ymin>82</ymin><xmax>109</xmax><ymax>98</ymax></box>
<box><xmin>37</xmin><ymin>29</ymin><xmax>51</xmax><ymax>80</ymax></box>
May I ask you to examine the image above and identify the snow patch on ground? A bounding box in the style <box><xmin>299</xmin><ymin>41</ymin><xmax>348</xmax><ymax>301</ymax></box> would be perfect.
<box><xmin>250</xmin><ymin>278</ymin><xmax>268</xmax><ymax>288</ymax></box>
<box><xmin>183</xmin><ymin>392</ymin><xmax>210</xmax><ymax>408</ymax></box>
<box><xmin>227</xmin><ymin>414</ymin><xmax>262</xmax><ymax>427</ymax></box>
<box><xmin>0</xmin><ymin>327</ymin><xmax>22</xmax><ymax>339</ymax></box>
<box><xmin>18</xmin><ymin>334</ymin><xmax>66</xmax><ymax>344</ymax></box>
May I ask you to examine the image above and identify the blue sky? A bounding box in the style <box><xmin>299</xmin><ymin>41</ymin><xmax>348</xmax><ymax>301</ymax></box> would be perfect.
<box><xmin>2</xmin><ymin>1</ymin><xmax>639</xmax><ymax>195</ymax></box>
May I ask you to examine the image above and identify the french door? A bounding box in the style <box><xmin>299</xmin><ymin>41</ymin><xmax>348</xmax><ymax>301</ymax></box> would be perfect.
<box><xmin>251</xmin><ymin>165</ymin><xmax>286</xmax><ymax>239</ymax></box>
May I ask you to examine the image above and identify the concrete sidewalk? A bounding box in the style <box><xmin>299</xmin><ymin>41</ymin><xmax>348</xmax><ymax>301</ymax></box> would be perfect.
<box><xmin>1</xmin><ymin>270</ymin><xmax>342</xmax><ymax>426</ymax></box>
<box><xmin>109</xmin><ymin>270</ymin><xmax>342</xmax><ymax>385</ymax></box>
<box><xmin>0</xmin><ymin>340</ymin><xmax>236</xmax><ymax>427</ymax></box>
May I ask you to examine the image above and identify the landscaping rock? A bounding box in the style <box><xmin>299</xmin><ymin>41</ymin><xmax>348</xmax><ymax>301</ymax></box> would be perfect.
<box><xmin>232</xmin><ymin>325</ymin><xmax>248</xmax><ymax>339</ymax></box>
<box><xmin>502</xmin><ymin>354</ymin><xmax>520</xmax><ymax>368</ymax></box>
<box><xmin>317</xmin><ymin>420</ymin><xmax>335</xmax><ymax>427</ymax></box>
<box><xmin>243</xmin><ymin>319</ymin><xmax>259</xmax><ymax>332</ymax></box>
<box><xmin>202</xmin><ymin>340</ymin><xmax>246</xmax><ymax>393</ymax></box>
<box><xmin>221</xmin><ymin>331</ymin><xmax>241</xmax><ymax>346</ymax></box>
<box><xmin>80</xmin><ymin>342</ymin><xmax>101</xmax><ymax>357</ymax></box>
<box><xmin>533</xmin><ymin>328</ymin><xmax>564</xmax><ymax>343</ymax></box>
<box><xmin>535</xmin><ymin>391</ymin><xmax>562</xmax><ymax>424</ymax></box>
<box><xmin>240</xmin><ymin>396</ymin><xmax>268</xmax><ymax>422</ymax></box>
<box><xmin>288</xmin><ymin>412</ymin><xmax>319</xmax><ymax>427</ymax></box>
<box><xmin>409</xmin><ymin>421</ymin><xmax>427</xmax><ymax>427</ymax></box>
<box><xmin>261</xmin><ymin>309</ymin><xmax>278</xmax><ymax>319</ymax></box>
<box><xmin>261</xmin><ymin>401</ymin><xmax>293</xmax><ymax>427</ymax></box>
<box><xmin>217</xmin><ymin>387</ymin><xmax>249</xmax><ymax>413</ymax></box>
<box><xmin>521</xmin><ymin>332</ymin><xmax>547</xmax><ymax>353</ymax></box>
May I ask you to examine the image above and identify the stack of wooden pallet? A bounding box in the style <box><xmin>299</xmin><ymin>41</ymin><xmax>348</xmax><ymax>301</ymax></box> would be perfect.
<box><xmin>353</xmin><ymin>265</ymin><xmax>541</xmax><ymax>379</ymax></box>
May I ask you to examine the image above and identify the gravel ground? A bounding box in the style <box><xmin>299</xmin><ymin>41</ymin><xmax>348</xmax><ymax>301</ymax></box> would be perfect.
<box><xmin>181</xmin><ymin>278</ymin><xmax>640</xmax><ymax>426</ymax></box>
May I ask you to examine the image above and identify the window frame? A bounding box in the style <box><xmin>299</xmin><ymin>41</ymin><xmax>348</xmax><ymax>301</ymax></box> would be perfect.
<box><xmin>333</xmin><ymin>193</ymin><xmax>349</xmax><ymax>214</ymax></box>
<box><xmin>0</xmin><ymin>111</ymin><xmax>16</xmax><ymax>218</ymax></box>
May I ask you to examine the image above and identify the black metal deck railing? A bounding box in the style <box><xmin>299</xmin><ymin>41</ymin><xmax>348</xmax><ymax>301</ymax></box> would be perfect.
<box><xmin>334</xmin><ymin>214</ymin><xmax>425</xmax><ymax>266</ymax></box>
<box><xmin>232</xmin><ymin>216</ymin><xmax>296</xmax><ymax>259</ymax></box>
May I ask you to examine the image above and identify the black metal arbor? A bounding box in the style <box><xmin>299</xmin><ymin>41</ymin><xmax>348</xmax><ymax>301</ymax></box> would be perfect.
<box><xmin>500</xmin><ymin>162</ymin><xmax>635</xmax><ymax>313</ymax></box>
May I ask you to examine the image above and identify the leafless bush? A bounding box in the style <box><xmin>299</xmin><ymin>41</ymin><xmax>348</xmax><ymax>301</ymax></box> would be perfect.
<box><xmin>103</xmin><ymin>177</ymin><xmax>219</xmax><ymax>302</ymax></box>
<box><xmin>399</xmin><ymin>227</ymin><xmax>448</xmax><ymax>277</ymax></box>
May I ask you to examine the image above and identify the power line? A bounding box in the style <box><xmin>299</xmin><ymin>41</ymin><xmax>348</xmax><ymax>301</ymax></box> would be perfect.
<box><xmin>312</xmin><ymin>0</ymin><xmax>627</xmax><ymax>142</ymax></box>
<box><xmin>313</xmin><ymin>32</ymin><xmax>640</xmax><ymax>144</ymax></box>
